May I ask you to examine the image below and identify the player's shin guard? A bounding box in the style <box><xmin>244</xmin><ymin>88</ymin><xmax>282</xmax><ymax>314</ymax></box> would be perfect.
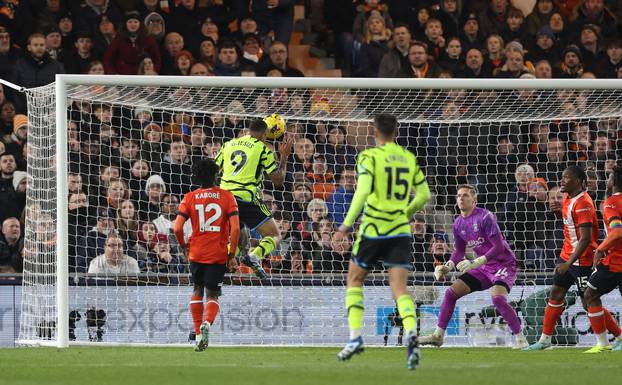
<box><xmin>438</xmin><ymin>288</ymin><xmax>459</xmax><ymax>330</ymax></box>
<box><xmin>588</xmin><ymin>305</ymin><xmax>609</xmax><ymax>347</ymax></box>
<box><xmin>252</xmin><ymin>236</ymin><xmax>277</xmax><ymax>259</ymax></box>
<box><xmin>603</xmin><ymin>308</ymin><xmax>622</xmax><ymax>338</ymax></box>
<box><xmin>204</xmin><ymin>300</ymin><xmax>220</xmax><ymax>325</ymax></box>
<box><xmin>492</xmin><ymin>295</ymin><xmax>522</xmax><ymax>334</ymax></box>
<box><xmin>542</xmin><ymin>299</ymin><xmax>565</xmax><ymax>337</ymax></box>
<box><xmin>346</xmin><ymin>287</ymin><xmax>364</xmax><ymax>340</ymax></box>
<box><xmin>396</xmin><ymin>294</ymin><xmax>417</xmax><ymax>334</ymax></box>
<box><xmin>189</xmin><ymin>296</ymin><xmax>204</xmax><ymax>335</ymax></box>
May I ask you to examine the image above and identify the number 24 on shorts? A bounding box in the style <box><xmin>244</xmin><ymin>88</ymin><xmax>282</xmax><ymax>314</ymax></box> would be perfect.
<box><xmin>494</xmin><ymin>268</ymin><xmax>508</xmax><ymax>279</ymax></box>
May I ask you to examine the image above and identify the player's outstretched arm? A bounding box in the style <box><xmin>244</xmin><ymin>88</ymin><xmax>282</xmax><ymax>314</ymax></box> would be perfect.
<box><xmin>269</xmin><ymin>133</ymin><xmax>294</xmax><ymax>187</ymax></box>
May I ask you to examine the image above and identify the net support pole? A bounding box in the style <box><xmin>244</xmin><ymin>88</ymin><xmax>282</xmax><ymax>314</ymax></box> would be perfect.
<box><xmin>55</xmin><ymin>76</ymin><xmax>69</xmax><ymax>348</ymax></box>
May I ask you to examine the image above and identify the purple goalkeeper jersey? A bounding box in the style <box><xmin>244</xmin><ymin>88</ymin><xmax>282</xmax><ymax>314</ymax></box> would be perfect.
<box><xmin>450</xmin><ymin>207</ymin><xmax>516</xmax><ymax>267</ymax></box>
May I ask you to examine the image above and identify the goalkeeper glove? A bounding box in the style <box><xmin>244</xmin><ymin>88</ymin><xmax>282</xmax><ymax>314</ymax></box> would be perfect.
<box><xmin>434</xmin><ymin>260</ymin><xmax>455</xmax><ymax>281</ymax></box>
<box><xmin>456</xmin><ymin>256</ymin><xmax>487</xmax><ymax>273</ymax></box>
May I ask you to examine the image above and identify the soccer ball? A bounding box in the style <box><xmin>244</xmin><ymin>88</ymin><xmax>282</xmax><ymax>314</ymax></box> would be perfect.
<box><xmin>263</xmin><ymin>113</ymin><xmax>286</xmax><ymax>140</ymax></box>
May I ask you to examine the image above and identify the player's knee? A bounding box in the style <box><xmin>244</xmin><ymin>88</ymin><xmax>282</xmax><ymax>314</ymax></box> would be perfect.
<box><xmin>206</xmin><ymin>288</ymin><xmax>221</xmax><ymax>298</ymax></box>
<box><xmin>193</xmin><ymin>284</ymin><xmax>204</xmax><ymax>297</ymax></box>
<box><xmin>583</xmin><ymin>288</ymin><xmax>598</xmax><ymax>306</ymax></box>
<box><xmin>347</xmin><ymin>269</ymin><xmax>367</xmax><ymax>286</ymax></box>
<box><xmin>549</xmin><ymin>286</ymin><xmax>565</xmax><ymax>301</ymax></box>
<box><xmin>491</xmin><ymin>294</ymin><xmax>507</xmax><ymax>308</ymax></box>
<box><xmin>450</xmin><ymin>281</ymin><xmax>470</xmax><ymax>298</ymax></box>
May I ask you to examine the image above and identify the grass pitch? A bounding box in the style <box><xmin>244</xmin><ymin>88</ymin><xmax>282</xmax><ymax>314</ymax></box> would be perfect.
<box><xmin>0</xmin><ymin>347</ymin><xmax>620</xmax><ymax>385</ymax></box>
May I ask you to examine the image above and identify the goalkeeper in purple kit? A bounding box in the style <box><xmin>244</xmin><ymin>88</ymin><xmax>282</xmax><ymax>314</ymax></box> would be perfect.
<box><xmin>419</xmin><ymin>184</ymin><xmax>528</xmax><ymax>348</ymax></box>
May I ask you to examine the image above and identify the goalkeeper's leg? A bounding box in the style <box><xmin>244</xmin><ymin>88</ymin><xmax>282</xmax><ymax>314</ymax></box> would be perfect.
<box><xmin>388</xmin><ymin>266</ymin><xmax>420</xmax><ymax>370</ymax></box>
<box><xmin>420</xmin><ymin>278</ymin><xmax>471</xmax><ymax>346</ymax></box>
<box><xmin>491</xmin><ymin>285</ymin><xmax>528</xmax><ymax>349</ymax></box>
<box><xmin>337</xmin><ymin>261</ymin><xmax>368</xmax><ymax>361</ymax></box>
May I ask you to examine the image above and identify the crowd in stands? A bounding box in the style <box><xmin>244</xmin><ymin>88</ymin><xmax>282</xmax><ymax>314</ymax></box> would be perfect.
<box><xmin>2</xmin><ymin>1</ymin><xmax>622</xmax><ymax>86</ymax></box>
<box><xmin>1</xmin><ymin>0</ymin><xmax>622</xmax><ymax>278</ymax></box>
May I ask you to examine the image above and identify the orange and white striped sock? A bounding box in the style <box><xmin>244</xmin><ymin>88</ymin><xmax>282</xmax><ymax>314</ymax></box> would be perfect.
<box><xmin>189</xmin><ymin>296</ymin><xmax>203</xmax><ymax>335</ymax></box>
<box><xmin>205</xmin><ymin>300</ymin><xmax>220</xmax><ymax>325</ymax></box>
<box><xmin>603</xmin><ymin>308</ymin><xmax>622</xmax><ymax>339</ymax></box>
<box><xmin>539</xmin><ymin>299</ymin><xmax>564</xmax><ymax>344</ymax></box>
<box><xmin>588</xmin><ymin>305</ymin><xmax>609</xmax><ymax>347</ymax></box>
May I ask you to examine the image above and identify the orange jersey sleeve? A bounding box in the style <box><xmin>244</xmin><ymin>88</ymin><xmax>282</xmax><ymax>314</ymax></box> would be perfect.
<box><xmin>178</xmin><ymin>193</ymin><xmax>193</xmax><ymax>219</ymax></box>
<box><xmin>601</xmin><ymin>194</ymin><xmax>622</xmax><ymax>272</ymax></box>
<box><xmin>573</xmin><ymin>197</ymin><xmax>596</xmax><ymax>225</ymax></box>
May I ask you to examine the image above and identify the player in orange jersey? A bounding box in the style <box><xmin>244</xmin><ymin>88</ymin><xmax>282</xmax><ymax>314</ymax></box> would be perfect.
<box><xmin>525</xmin><ymin>165</ymin><xmax>619</xmax><ymax>350</ymax></box>
<box><xmin>583</xmin><ymin>165</ymin><xmax>622</xmax><ymax>352</ymax></box>
<box><xmin>173</xmin><ymin>158</ymin><xmax>240</xmax><ymax>352</ymax></box>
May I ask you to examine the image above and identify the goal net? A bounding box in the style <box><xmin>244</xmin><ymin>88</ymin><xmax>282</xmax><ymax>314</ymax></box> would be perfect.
<box><xmin>17</xmin><ymin>77</ymin><xmax>622</xmax><ymax>347</ymax></box>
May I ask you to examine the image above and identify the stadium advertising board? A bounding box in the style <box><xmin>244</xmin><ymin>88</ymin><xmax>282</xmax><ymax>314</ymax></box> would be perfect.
<box><xmin>1</xmin><ymin>286</ymin><xmax>620</xmax><ymax>346</ymax></box>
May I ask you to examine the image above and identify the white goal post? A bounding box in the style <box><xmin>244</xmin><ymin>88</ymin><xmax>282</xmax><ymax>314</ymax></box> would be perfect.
<box><xmin>17</xmin><ymin>76</ymin><xmax>622</xmax><ymax>348</ymax></box>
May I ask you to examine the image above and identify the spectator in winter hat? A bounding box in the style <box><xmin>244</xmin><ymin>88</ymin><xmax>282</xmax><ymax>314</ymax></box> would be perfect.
<box><xmin>103</xmin><ymin>11</ymin><xmax>161</xmax><ymax>75</ymax></box>
<box><xmin>173</xmin><ymin>49</ymin><xmax>195</xmax><ymax>76</ymax></box>
<box><xmin>11</xmin><ymin>170</ymin><xmax>27</xmax><ymax>192</ymax></box>
<box><xmin>460</xmin><ymin>13</ymin><xmax>485</xmax><ymax>52</ymax></box>
<box><xmin>514</xmin><ymin>163</ymin><xmax>535</xmax><ymax>192</ymax></box>
<box><xmin>144</xmin><ymin>12</ymin><xmax>165</xmax><ymax>43</ymax></box>
<box><xmin>494</xmin><ymin>41</ymin><xmax>532</xmax><ymax>78</ymax></box>
<box><xmin>139</xmin><ymin>174</ymin><xmax>166</xmax><ymax>222</ymax></box>
<box><xmin>2</xmin><ymin>114</ymin><xmax>27</xmax><ymax>156</ymax></box>
<box><xmin>556</xmin><ymin>44</ymin><xmax>584</xmax><ymax>78</ymax></box>
<box><xmin>425</xmin><ymin>231</ymin><xmax>451</xmax><ymax>272</ymax></box>
<box><xmin>578</xmin><ymin>23</ymin><xmax>603</xmax><ymax>72</ymax></box>
<box><xmin>527</xmin><ymin>26</ymin><xmax>560</xmax><ymax>69</ymax></box>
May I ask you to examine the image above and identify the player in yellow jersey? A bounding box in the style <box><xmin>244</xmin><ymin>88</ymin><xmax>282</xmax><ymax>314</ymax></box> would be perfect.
<box><xmin>336</xmin><ymin>114</ymin><xmax>431</xmax><ymax>370</ymax></box>
<box><xmin>215</xmin><ymin>119</ymin><xmax>293</xmax><ymax>279</ymax></box>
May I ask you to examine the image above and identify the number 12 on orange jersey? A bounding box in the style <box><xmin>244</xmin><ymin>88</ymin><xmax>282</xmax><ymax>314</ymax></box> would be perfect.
<box><xmin>195</xmin><ymin>203</ymin><xmax>222</xmax><ymax>232</ymax></box>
